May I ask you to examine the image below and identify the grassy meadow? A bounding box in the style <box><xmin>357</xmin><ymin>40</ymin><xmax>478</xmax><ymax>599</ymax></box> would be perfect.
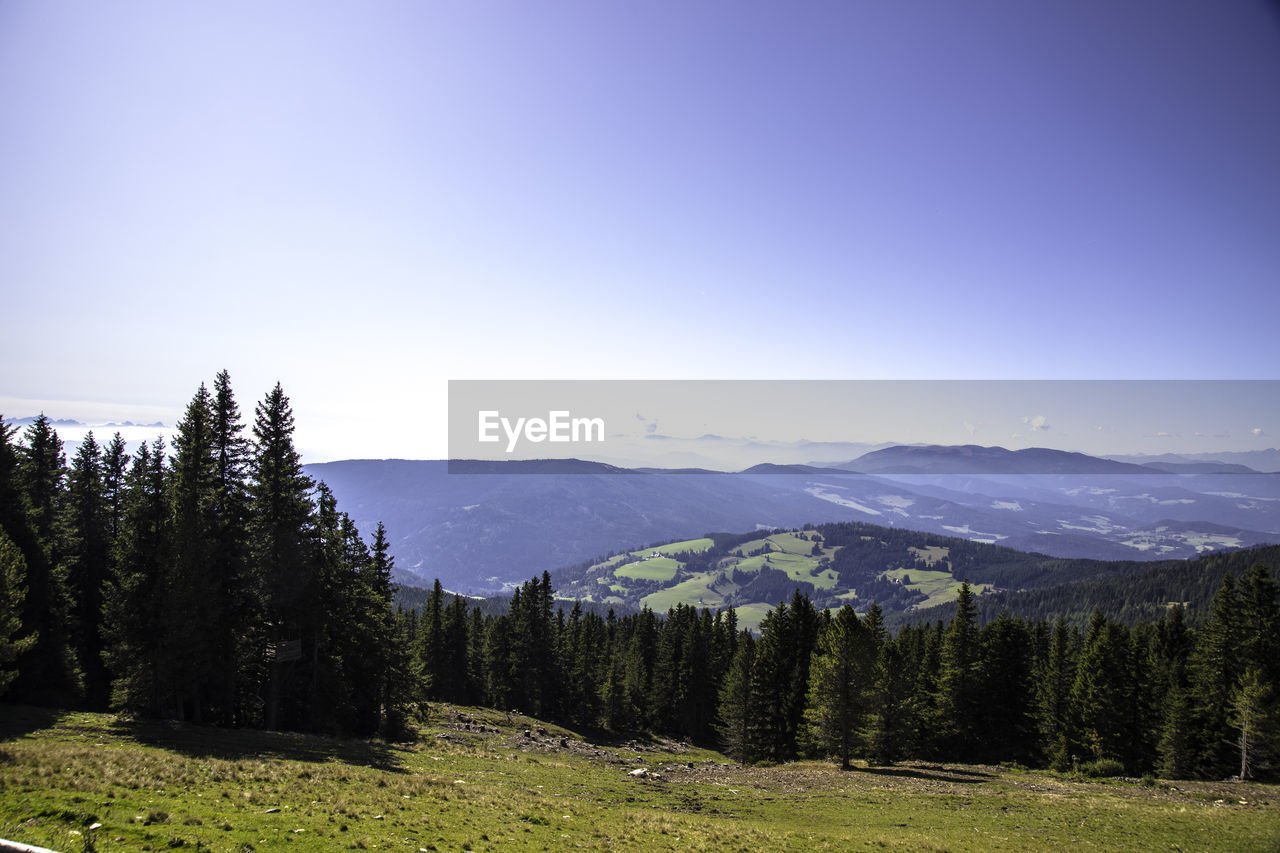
<box><xmin>571</xmin><ymin>530</ymin><xmax>1012</xmax><ymax>631</ymax></box>
<box><xmin>3</xmin><ymin>704</ymin><xmax>1279</xmax><ymax>852</ymax></box>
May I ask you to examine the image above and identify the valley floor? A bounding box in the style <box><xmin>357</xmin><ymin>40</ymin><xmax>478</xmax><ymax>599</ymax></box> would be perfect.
<box><xmin>2</xmin><ymin>704</ymin><xmax>1278</xmax><ymax>852</ymax></box>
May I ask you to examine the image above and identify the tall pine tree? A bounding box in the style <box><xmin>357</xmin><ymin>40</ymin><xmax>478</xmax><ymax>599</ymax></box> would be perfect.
<box><xmin>1190</xmin><ymin>573</ymin><xmax>1243</xmax><ymax>777</ymax></box>
<box><xmin>163</xmin><ymin>384</ymin><xmax>223</xmax><ymax>722</ymax></box>
<box><xmin>101</xmin><ymin>438</ymin><xmax>170</xmax><ymax>716</ymax></box>
<box><xmin>805</xmin><ymin>605</ymin><xmax>871</xmax><ymax>768</ymax></box>
<box><xmin>210</xmin><ymin>370</ymin><xmax>256</xmax><ymax>725</ymax></box>
<box><xmin>248</xmin><ymin>383</ymin><xmax>316</xmax><ymax>731</ymax></box>
<box><xmin>63</xmin><ymin>431</ymin><xmax>112</xmax><ymax>708</ymax></box>
<box><xmin>937</xmin><ymin>582</ymin><xmax>982</xmax><ymax>760</ymax></box>
<box><xmin>717</xmin><ymin>631</ymin><xmax>756</xmax><ymax>763</ymax></box>
<box><xmin>6</xmin><ymin>415</ymin><xmax>79</xmax><ymax>703</ymax></box>
<box><xmin>0</xmin><ymin>529</ymin><xmax>37</xmax><ymax>695</ymax></box>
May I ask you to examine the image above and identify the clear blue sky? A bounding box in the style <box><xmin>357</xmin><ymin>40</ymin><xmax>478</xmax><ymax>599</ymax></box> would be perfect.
<box><xmin>2</xmin><ymin>1</ymin><xmax>1278</xmax><ymax>460</ymax></box>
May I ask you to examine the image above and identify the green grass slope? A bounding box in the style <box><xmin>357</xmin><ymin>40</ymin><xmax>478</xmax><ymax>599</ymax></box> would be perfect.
<box><xmin>561</xmin><ymin>528</ymin><xmax>959</xmax><ymax>630</ymax></box>
<box><xmin>3</xmin><ymin>705</ymin><xmax>1279</xmax><ymax>852</ymax></box>
<box><xmin>555</xmin><ymin>524</ymin><xmax>1280</xmax><ymax>633</ymax></box>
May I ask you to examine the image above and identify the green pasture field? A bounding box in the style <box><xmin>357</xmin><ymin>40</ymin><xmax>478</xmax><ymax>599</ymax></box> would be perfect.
<box><xmin>641</xmin><ymin>575</ymin><xmax>726</xmax><ymax>613</ymax></box>
<box><xmin>908</xmin><ymin>545</ymin><xmax>950</xmax><ymax>566</ymax></box>
<box><xmin>2</xmin><ymin>705</ymin><xmax>1278</xmax><ymax>852</ymax></box>
<box><xmin>639</xmin><ymin>538</ymin><xmax>713</xmax><ymax>557</ymax></box>
<box><xmin>730</xmin><ymin>532</ymin><xmax>822</xmax><ymax>558</ymax></box>
<box><xmin>614</xmin><ymin>557</ymin><xmax>681</xmax><ymax>582</ymax></box>
<box><xmin>883</xmin><ymin>567</ymin><xmax>967</xmax><ymax>609</ymax></box>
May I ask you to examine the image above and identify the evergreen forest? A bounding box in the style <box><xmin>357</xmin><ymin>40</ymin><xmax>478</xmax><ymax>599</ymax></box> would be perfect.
<box><xmin>2</xmin><ymin>374</ymin><xmax>1278</xmax><ymax>783</ymax></box>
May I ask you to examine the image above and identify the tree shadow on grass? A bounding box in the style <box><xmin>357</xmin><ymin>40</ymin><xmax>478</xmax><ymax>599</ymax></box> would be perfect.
<box><xmin>110</xmin><ymin>717</ymin><xmax>408</xmax><ymax>773</ymax></box>
<box><xmin>856</xmin><ymin>764</ymin><xmax>997</xmax><ymax>784</ymax></box>
<box><xmin>0</xmin><ymin>703</ymin><xmax>70</xmax><ymax>741</ymax></box>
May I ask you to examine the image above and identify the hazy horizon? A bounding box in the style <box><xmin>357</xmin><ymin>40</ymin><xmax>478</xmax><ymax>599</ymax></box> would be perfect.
<box><xmin>4</xmin><ymin>3</ymin><xmax>1278</xmax><ymax>461</ymax></box>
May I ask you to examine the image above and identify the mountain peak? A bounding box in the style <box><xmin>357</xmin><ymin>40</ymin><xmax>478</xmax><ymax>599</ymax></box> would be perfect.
<box><xmin>849</xmin><ymin>444</ymin><xmax>1155</xmax><ymax>475</ymax></box>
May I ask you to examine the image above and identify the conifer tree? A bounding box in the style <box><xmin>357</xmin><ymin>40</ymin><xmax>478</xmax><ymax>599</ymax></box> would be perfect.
<box><xmin>671</xmin><ymin>608</ymin><xmax>713</xmax><ymax>738</ymax></box>
<box><xmin>622</xmin><ymin>624</ymin><xmax>653</xmax><ymax>730</ymax></box>
<box><xmin>865</xmin><ymin>633</ymin><xmax>911</xmax><ymax>765</ymax></box>
<box><xmin>805</xmin><ymin>605</ymin><xmax>870</xmax><ymax>768</ymax></box>
<box><xmin>19</xmin><ymin>414</ymin><xmax>66</xmax><ymax>551</ymax></box>
<box><xmin>1158</xmin><ymin>677</ymin><xmax>1195</xmax><ymax>778</ymax></box>
<box><xmin>4</xmin><ymin>415</ymin><xmax>79</xmax><ymax>702</ymax></box>
<box><xmin>1128</xmin><ymin>622</ymin><xmax>1161</xmax><ymax>772</ymax></box>
<box><xmin>748</xmin><ymin>602</ymin><xmax>791</xmax><ymax>761</ymax></box>
<box><xmin>209</xmin><ymin>371</ymin><xmax>256</xmax><ymax>725</ymax></box>
<box><xmin>620</xmin><ymin>607</ymin><xmax>656</xmax><ymax>728</ymax></box>
<box><xmin>391</xmin><ymin>608</ymin><xmax>425</xmax><ymax>729</ymax></box>
<box><xmin>1233</xmin><ymin>564</ymin><xmax>1280</xmax><ymax>779</ymax></box>
<box><xmin>163</xmin><ymin>384</ymin><xmax>222</xmax><ymax>722</ymax></box>
<box><xmin>977</xmin><ymin>611</ymin><xmax>1037</xmax><ymax>763</ymax></box>
<box><xmin>650</xmin><ymin>604</ymin><xmax>689</xmax><ymax>731</ymax></box>
<box><xmin>1231</xmin><ymin>665</ymin><xmax>1277</xmax><ymax>780</ymax></box>
<box><xmin>1152</xmin><ymin>601</ymin><xmax>1198</xmax><ymax>773</ymax></box>
<box><xmin>370</xmin><ymin>523</ymin><xmax>419</xmax><ymax>735</ymax></box>
<box><xmin>309</xmin><ymin>483</ymin><xmax>362</xmax><ymax>733</ymax></box>
<box><xmin>466</xmin><ymin>605</ymin><xmax>487</xmax><ymax>705</ymax></box>
<box><xmin>785</xmin><ymin>590</ymin><xmax>820</xmax><ymax>749</ymax></box>
<box><xmin>416</xmin><ymin>579</ymin><xmax>446</xmax><ymax>698</ymax></box>
<box><xmin>63</xmin><ymin>431</ymin><xmax>112</xmax><ymax>707</ymax></box>
<box><xmin>440</xmin><ymin>588</ymin><xmax>472</xmax><ymax>705</ymax></box>
<box><xmin>711</xmin><ymin>607</ymin><xmax>738</xmax><ymax>688</ymax></box>
<box><xmin>1037</xmin><ymin>616</ymin><xmax>1077</xmax><ymax>770</ymax></box>
<box><xmin>101</xmin><ymin>439</ymin><xmax>169</xmax><ymax>716</ymax></box>
<box><xmin>341</xmin><ymin>511</ymin><xmax>391</xmax><ymax>729</ymax></box>
<box><xmin>248</xmin><ymin>383</ymin><xmax>317</xmax><ymax>731</ymax></box>
<box><xmin>600</xmin><ymin>647</ymin><xmax>636</xmax><ymax>731</ymax></box>
<box><xmin>101</xmin><ymin>433</ymin><xmax>128</xmax><ymax>544</ymax></box>
<box><xmin>483</xmin><ymin>613</ymin><xmax>515</xmax><ymax>712</ymax></box>
<box><xmin>566</xmin><ymin>606</ymin><xmax>605</xmax><ymax>727</ymax></box>
<box><xmin>1238</xmin><ymin>564</ymin><xmax>1280</xmax><ymax>686</ymax></box>
<box><xmin>529</xmin><ymin>571</ymin><xmax>559</xmax><ymax>717</ymax></box>
<box><xmin>18</xmin><ymin>413</ymin><xmax>74</xmax><ymax>698</ymax></box>
<box><xmin>909</xmin><ymin>622</ymin><xmax>944</xmax><ymax>757</ymax></box>
<box><xmin>560</xmin><ymin>601</ymin><xmax>588</xmax><ymax>725</ymax></box>
<box><xmin>0</xmin><ymin>528</ymin><xmax>37</xmax><ymax>695</ymax></box>
<box><xmin>1071</xmin><ymin>611</ymin><xmax>1133</xmax><ymax>768</ymax></box>
<box><xmin>1190</xmin><ymin>573</ymin><xmax>1243</xmax><ymax>777</ymax></box>
<box><xmin>937</xmin><ymin>582</ymin><xmax>982</xmax><ymax>759</ymax></box>
<box><xmin>746</xmin><ymin>595</ymin><xmax>817</xmax><ymax>762</ymax></box>
<box><xmin>492</xmin><ymin>572</ymin><xmax>560</xmax><ymax>719</ymax></box>
<box><xmin>717</xmin><ymin>631</ymin><xmax>756</xmax><ymax>763</ymax></box>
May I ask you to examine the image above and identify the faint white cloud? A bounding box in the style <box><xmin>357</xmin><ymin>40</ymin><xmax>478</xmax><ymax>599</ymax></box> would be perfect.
<box><xmin>1253</xmin><ymin>427</ymin><xmax>1266</xmax><ymax>437</ymax></box>
<box><xmin>1021</xmin><ymin>414</ymin><xmax>1050</xmax><ymax>432</ymax></box>
<box><xmin>633</xmin><ymin>412</ymin><xmax>661</xmax><ymax>435</ymax></box>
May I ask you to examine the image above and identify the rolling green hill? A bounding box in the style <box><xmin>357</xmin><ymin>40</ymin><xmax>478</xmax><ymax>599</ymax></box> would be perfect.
<box><xmin>557</xmin><ymin>525</ymin><xmax>993</xmax><ymax>630</ymax></box>
<box><xmin>553</xmin><ymin>520</ymin><xmax>1277</xmax><ymax>631</ymax></box>
<box><xmin>6</xmin><ymin>705</ymin><xmax>1278</xmax><ymax>853</ymax></box>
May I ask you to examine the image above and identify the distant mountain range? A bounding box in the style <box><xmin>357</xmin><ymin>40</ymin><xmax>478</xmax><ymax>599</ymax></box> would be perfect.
<box><xmin>307</xmin><ymin>445</ymin><xmax>1280</xmax><ymax>593</ymax></box>
<box><xmin>5</xmin><ymin>414</ymin><xmax>170</xmax><ymax>427</ymax></box>
<box><xmin>831</xmin><ymin>444</ymin><xmax>1160</xmax><ymax>475</ymax></box>
<box><xmin>1104</xmin><ymin>449</ymin><xmax>1280</xmax><ymax>474</ymax></box>
<box><xmin>6</xmin><ymin>416</ymin><xmax>168</xmax><ymax>429</ymax></box>
<box><xmin>827</xmin><ymin>444</ymin><xmax>1275</xmax><ymax>475</ymax></box>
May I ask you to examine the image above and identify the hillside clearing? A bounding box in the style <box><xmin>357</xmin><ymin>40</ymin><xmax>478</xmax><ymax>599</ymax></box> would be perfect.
<box><xmin>2</xmin><ymin>705</ymin><xmax>1278</xmax><ymax>852</ymax></box>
